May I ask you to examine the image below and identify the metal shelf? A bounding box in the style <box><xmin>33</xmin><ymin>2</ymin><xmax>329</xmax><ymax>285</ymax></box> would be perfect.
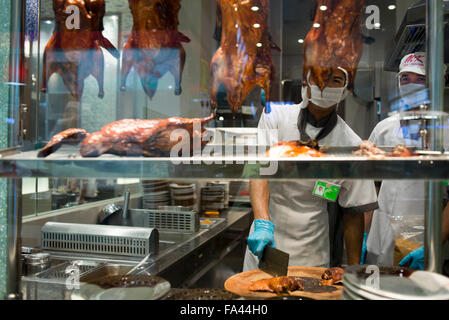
<box><xmin>2</xmin><ymin>145</ymin><xmax>449</xmax><ymax>180</ymax></box>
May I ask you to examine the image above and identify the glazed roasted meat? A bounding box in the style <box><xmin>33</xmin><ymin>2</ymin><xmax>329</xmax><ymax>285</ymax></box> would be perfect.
<box><xmin>353</xmin><ymin>141</ymin><xmax>386</xmax><ymax>158</ymax></box>
<box><xmin>266</xmin><ymin>140</ymin><xmax>324</xmax><ymax>158</ymax></box>
<box><xmin>319</xmin><ymin>267</ymin><xmax>344</xmax><ymax>286</ymax></box>
<box><xmin>38</xmin><ymin>128</ymin><xmax>88</xmax><ymax>158</ymax></box>
<box><xmin>390</xmin><ymin>145</ymin><xmax>416</xmax><ymax>157</ymax></box>
<box><xmin>120</xmin><ymin>0</ymin><xmax>191</xmax><ymax>99</ymax></box>
<box><xmin>42</xmin><ymin>0</ymin><xmax>120</xmax><ymax>100</ymax></box>
<box><xmin>211</xmin><ymin>0</ymin><xmax>280</xmax><ymax>114</ymax></box>
<box><xmin>353</xmin><ymin>141</ymin><xmax>416</xmax><ymax>159</ymax></box>
<box><xmin>303</xmin><ymin>0</ymin><xmax>364</xmax><ymax>92</ymax></box>
<box><xmin>38</xmin><ymin>114</ymin><xmax>215</xmax><ymax>158</ymax></box>
<box><xmin>248</xmin><ymin>276</ymin><xmax>304</xmax><ymax>294</ymax></box>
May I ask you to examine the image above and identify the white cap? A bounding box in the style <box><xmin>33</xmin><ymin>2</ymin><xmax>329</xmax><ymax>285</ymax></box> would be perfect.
<box><xmin>399</xmin><ymin>52</ymin><xmax>426</xmax><ymax>76</ymax></box>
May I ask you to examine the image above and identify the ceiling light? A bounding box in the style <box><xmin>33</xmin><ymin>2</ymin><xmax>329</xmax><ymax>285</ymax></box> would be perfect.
<box><xmin>313</xmin><ymin>23</ymin><xmax>320</xmax><ymax>28</ymax></box>
<box><xmin>388</xmin><ymin>4</ymin><xmax>396</xmax><ymax>10</ymax></box>
<box><xmin>251</xmin><ymin>6</ymin><xmax>259</xmax><ymax>11</ymax></box>
<box><xmin>253</xmin><ymin>23</ymin><xmax>260</xmax><ymax>28</ymax></box>
<box><xmin>374</xmin><ymin>22</ymin><xmax>381</xmax><ymax>28</ymax></box>
<box><xmin>298</xmin><ymin>39</ymin><xmax>304</xmax><ymax>44</ymax></box>
<box><xmin>256</xmin><ymin>43</ymin><xmax>262</xmax><ymax>47</ymax></box>
<box><xmin>319</xmin><ymin>5</ymin><xmax>328</xmax><ymax>11</ymax></box>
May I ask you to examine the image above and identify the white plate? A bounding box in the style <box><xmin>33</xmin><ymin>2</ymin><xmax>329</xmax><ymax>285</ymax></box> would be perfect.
<box><xmin>342</xmin><ymin>287</ymin><xmax>364</xmax><ymax>300</ymax></box>
<box><xmin>344</xmin><ymin>271</ymin><xmax>449</xmax><ymax>300</ymax></box>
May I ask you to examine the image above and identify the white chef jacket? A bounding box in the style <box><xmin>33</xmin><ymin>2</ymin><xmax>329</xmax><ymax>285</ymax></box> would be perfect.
<box><xmin>366</xmin><ymin>113</ymin><xmax>449</xmax><ymax>265</ymax></box>
<box><xmin>243</xmin><ymin>102</ymin><xmax>378</xmax><ymax>270</ymax></box>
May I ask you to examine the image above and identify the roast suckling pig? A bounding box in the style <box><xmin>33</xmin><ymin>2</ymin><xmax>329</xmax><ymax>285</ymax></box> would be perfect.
<box><xmin>211</xmin><ymin>0</ymin><xmax>280</xmax><ymax>114</ymax></box>
<box><xmin>266</xmin><ymin>140</ymin><xmax>325</xmax><ymax>158</ymax></box>
<box><xmin>319</xmin><ymin>267</ymin><xmax>344</xmax><ymax>286</ymax></box>
<box><xmin>120</xmin><ymin>0</ymin><xmax>191</xmax><ymax>99</ymax></box>
<box><xmin>42</xmin><ymin>0</ymin><xmax>120</xmax><ymax>100</ymax></box>
<box><xmin>248</xmin><ymin>276</ymin><xmax>304</xmax><ymax>294</ymax></box>
<box><xmin>38</xmin><ymin>113</ymin><xmax>215</xmax><ymax>158</ymax></box>
<box><xmin>303</xmin><ymin>0</ymin><xmax>364</xmax><ymax>92</ymax></box>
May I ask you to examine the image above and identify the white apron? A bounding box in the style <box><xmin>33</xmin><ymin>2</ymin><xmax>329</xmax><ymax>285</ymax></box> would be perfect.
<box><xmin>243</xmin><ymin>103</ymin><xmax>378</xmax><ymax>270</ymax></box>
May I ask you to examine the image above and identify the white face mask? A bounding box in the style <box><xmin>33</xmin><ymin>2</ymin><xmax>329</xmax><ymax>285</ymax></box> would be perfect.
<box><xmin>306</xmin><ymin>69</ymin><xmax>349</xmax><ymax>109</ymax></box>
<box><xmin>399</xmin><ymin>83</ymin><xmax>428</xmax><ymax>109</ymax></box>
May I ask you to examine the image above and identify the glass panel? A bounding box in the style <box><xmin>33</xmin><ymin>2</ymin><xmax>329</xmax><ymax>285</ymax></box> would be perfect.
<box><xmin>0</xmin><ymin>0</ymin><xmax>12</xmax><ymax>299</ymax></box>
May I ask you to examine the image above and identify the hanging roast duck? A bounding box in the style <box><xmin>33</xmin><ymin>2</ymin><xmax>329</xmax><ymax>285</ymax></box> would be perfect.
<box><xmin>41</xmin><ymin>0</ymin><xmax>120</xmax><ymax>100</ymax></box>
<box><xmin>37</xmin><ymin>113</ymin><xmax>215</xmax><ymax>158</ymax></box>
<box><xmin>210</xmin><ymin>0</ymin><xmax>280</xmax><ymax>114</ymax></box>
<box><xmin>120</xmin><ymin>0</ymin><xmax>191</xmax><ymax>99</ymax></box>
<box><xmin>303</xmin><ymin>0</ymin><xmax>364</xmax><ymax>93</ymax></box>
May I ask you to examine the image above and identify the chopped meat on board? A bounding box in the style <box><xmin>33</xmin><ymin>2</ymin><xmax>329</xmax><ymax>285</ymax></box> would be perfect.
<box><xmin>248</xmin><ymin>276</ymin><xmax>304</xmax><ymax>294</ymax></box>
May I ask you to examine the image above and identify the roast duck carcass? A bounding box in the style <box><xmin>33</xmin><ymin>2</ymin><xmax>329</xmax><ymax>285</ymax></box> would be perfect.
<box><xmin>211</xmin><ymin>0</ymin><xmax>280</xmax><ymax>114</ymax></box>
<box><xmin>303</xmin><ymin>0</ymin><xmax>364</xmax><ymax>93</ymax></box>
<box><xmin>266</xmin><ymin>140</ymin><xmax>325</xmax><ymax>158</ymax></box>
<box><xmin>42</xmin><ymin>0</ymin><xmax>120</xmax><ymax>100</ymax></box>
<box><xmin>248</xmin><ymin>276</ymin><xmax>304</xmax><ymax>294</ymax></box>
<box><xmin>120</xmin><ymin>0</ymin><xmax>191</xmax><ymax>99</ymax></box>
<box><xmin>319</xmin><ymin>267</ymin><xmax>344</xmax><ymax>286</ymax></box>
<box><xmin>37</xmin><ymin>113</ymin><xmax>215</xmax><ymax>158</ymax></box>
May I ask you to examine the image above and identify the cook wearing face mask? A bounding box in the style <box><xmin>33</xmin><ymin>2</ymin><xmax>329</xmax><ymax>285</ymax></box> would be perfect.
<box><xmin>244</xmin><ymin>67</ymin><xmax>378</xmax><ymax>270</ymax></box>
<box><xmin>364</xmin><ymin>52</ymin><xmax>449</xmax><ymax>269</ymax></box>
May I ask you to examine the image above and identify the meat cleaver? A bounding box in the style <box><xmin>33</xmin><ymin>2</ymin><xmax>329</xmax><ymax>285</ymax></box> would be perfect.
<box><xmin>258</xmin><ymin>246</ymin><xmax>289</xmax><ymax>277</ymax></box>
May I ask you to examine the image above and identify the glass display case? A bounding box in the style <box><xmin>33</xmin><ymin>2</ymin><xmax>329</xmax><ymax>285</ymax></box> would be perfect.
<box><xmin>1</xmin><ymin>0</ymin><xmax>449</xmax><ymax>300</ymax></box>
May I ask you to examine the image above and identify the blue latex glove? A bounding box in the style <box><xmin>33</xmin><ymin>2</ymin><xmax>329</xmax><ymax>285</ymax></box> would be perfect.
<box><xmin>247</xmin><ymin>219</ymin><xmax>275</xmax><ymax>259</ymax></box>
<box><xmin>360</xmin><ymin>232</ymin><xmax>368</xmax><ymax>264</ymax></box>
<box><xmin>399</xmin><ymin>246</ymin><xmax>424</xmax><ymax>270</ymax></box>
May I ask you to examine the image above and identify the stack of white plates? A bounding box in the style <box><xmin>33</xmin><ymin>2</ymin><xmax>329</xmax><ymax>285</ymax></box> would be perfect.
<box><xmin>141</xmin><ymin>180</ymin><xmax>171</xmax><ymax>210</ymax></box>
<box><xmin>201</xmin><ymin>183</ymin><xmax>227</xmax><ymax>211</ymax></box>
<box><xmin>342</xmin><ymin>265</ymin><xmax>449</xmax><ymax>300</ymax></box>
<box><xmin>170</xmin><ymin>183</ymin><xmax>196</xmax><ymax>210</ymax></box>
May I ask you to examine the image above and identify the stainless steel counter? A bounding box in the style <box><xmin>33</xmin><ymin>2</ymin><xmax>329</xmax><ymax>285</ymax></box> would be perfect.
<box><xmin>21</xmin><ymin>207</ymin><xmax>252</xmax><ymax>299</ymax></box>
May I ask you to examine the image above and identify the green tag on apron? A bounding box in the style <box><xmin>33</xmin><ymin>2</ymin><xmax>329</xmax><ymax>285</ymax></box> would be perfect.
<box><xmin>313</xmin><ymin>181</ymin><xmax>341</xmax><ymax>202</ymax></box>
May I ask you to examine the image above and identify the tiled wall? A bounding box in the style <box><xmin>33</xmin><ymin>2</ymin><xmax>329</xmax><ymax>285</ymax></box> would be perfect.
<box><xmin>0</xmin><ymin>0</ymin><xmax>10</xmax><ymax>299</ymax></box>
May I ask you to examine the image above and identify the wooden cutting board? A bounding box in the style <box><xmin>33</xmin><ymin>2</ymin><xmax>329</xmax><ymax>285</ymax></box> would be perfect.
<box><xmin>224</xmin><ymin>266</ymin><xmax>343</xmax><ymax>300</ymax></box>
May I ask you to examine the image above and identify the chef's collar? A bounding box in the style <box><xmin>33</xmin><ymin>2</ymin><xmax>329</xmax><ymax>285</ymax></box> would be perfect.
<box><xmin>298</xmin><ymin>107</ymin><xmax>338</xmax><ymax>141</ymax></box>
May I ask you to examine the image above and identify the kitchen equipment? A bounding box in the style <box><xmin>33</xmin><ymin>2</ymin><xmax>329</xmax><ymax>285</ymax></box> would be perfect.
<box><xmin>121</xmin><ymin>252</ymin><xmax>153</xmax><ymax>281</ymax></box>
<box><xmin>258</xmin><ymin>246</ymin><xmax>289</xmax><ymax>277</ymax></box>
<box><xmin>41</xmin><ymin>222</ymin><xmax>159</xmax><ymax>257</ymax></box>
<box><xmin>98</xmin><ymin>192</ymin><xmax>133</xmax><ymax>226</ymax></box>
<box><xmin>24</xmin><ymin>253</ymin><xmax>51</xmax><ymax>276</ymax></box>
<box><xmin>73</xmin><ymin>265</ymin><xmax>170</xmax><ymax>300</ymax></box>
<box><xmin>224</xmin><ymin>266</ymin><xmax>343</xmax><ymax>300</ymax></box>
<box><xmin>97</xmin><ymin>203</ymin><xmax>122</xmax><ymax>224</ymax></box>
<box><xmin>130</xmin><ymin>206</ymin><xmax>200</xmax><ymax>233</ymax></box>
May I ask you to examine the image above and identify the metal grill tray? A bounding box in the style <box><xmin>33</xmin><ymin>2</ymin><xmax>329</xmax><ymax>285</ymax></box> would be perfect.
<box><xmin>41</xmin><ymin>222</ymin><xmax>159</xmax><ymax>257</ymax></box>
<box><xmin>4</xmin><ymin>144</ymin><xmax>449</xmax><ymax>180</ymax></box>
